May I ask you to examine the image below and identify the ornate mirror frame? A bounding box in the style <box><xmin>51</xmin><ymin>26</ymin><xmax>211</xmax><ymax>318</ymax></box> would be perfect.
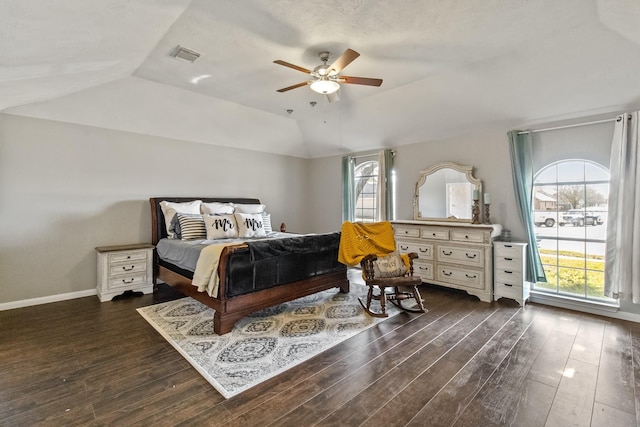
<box><xmin>413</xmin><ymin>161</ymin><xmax>482</xmax><ymax>222</ymax></box>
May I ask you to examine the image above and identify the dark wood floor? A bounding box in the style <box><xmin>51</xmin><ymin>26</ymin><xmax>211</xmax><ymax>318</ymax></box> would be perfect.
<box><xmin>2</xmin><ymin>274</ymin><xmax>640</xmax><ymax>427</ymax></box>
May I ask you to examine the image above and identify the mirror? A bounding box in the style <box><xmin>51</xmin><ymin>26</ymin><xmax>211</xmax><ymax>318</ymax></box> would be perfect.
<box><xmin>414</xmin><ymin>162</ymin><xmax>482</xmax><ymax>222</ymax></box>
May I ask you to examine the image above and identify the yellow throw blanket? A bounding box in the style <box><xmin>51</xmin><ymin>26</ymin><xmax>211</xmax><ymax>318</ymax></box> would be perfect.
<box><xmin>338</xmin><ymin>221</ymin><xmax>405</xmax><ymax>267</ymax></box>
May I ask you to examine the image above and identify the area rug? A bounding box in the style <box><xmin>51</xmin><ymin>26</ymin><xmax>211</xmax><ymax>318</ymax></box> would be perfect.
<box><xmin>137</xmin><ymin>283</ymin><xmax>399</xmax><ymax>398</ymax></box>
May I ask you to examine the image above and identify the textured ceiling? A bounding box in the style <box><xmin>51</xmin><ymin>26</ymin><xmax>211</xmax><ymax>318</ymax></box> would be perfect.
<box><xmin>3</xmin><ymin>0</ymin><xmax>640</xmax><ymax>158</ymax></box>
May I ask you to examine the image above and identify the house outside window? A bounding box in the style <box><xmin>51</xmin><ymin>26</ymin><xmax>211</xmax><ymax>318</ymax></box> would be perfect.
<box><xmin>532</xmin><ymin>159</ymin><xmax>613</xmax><ymax>302</ymax></box>
<box><xmin>354</xmin><ymin>160</ymin><xmax>379</xmax><ymax>222</ymax></box>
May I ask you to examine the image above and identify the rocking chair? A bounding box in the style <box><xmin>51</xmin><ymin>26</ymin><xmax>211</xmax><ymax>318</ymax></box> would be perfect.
<box><xmin>359</xmin><ymin>252</ymin><xmax>425</xmax><ymax>318</ymax></box>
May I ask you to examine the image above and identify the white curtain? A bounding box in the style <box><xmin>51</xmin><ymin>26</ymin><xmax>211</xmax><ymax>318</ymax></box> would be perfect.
<box><xmin>605</xmin><ymin>112</ymin><xmax>640</xmax><ymax>302</ymax></box>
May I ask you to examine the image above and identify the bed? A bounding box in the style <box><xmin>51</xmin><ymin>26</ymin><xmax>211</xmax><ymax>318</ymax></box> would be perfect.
<box><xmin>150</xmin><ymin>197</ymin><xmax>349</xmax><ymax>335</ymax></box>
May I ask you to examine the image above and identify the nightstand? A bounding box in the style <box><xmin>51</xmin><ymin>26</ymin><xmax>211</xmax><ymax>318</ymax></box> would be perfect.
<box><xmin>95</xmin><ymin>243</ymin><xmax>154</xmax><ymax>302</ymax></box>
<box><xmin>493</xmin><ymin>242</ymin><xmax>529</xmax><ymax>306</ymax></box>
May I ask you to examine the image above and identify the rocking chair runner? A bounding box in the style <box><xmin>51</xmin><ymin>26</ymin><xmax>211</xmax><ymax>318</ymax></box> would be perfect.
<box><xmin>359</xmin><ymin>252</ymin><xmax>426</xmax><ymax>318</ymax></box>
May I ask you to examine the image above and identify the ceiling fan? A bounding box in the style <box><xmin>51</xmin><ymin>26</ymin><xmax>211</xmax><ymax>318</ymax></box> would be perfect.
<box><xmin>273</xmin><ymin>48</ymin><xmax>383</xmax><ymax>100</ymax></box>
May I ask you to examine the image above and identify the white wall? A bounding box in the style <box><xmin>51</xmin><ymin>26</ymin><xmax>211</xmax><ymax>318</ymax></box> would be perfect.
<box><xmin>0</xmin><ymin>114</ymin><xmax>310</xmax><ymax>304</ymax></box>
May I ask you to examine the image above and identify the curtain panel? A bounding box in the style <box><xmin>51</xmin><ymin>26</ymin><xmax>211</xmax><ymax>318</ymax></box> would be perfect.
<box><xmin>376</xmin><ymin>149</ymin><xmax>395</xmax><ymax>221</ymax></box>
<box><xmin>605</xmin><ymin>112</ymin><xmax>640</xmax><ymax>303</ymax></box>
<box><xmin>507</xmin><ymin>130</ymin><xmax>547</xmax><ymax>283</ymax></box>
<box><xmin>341</xmin><ymin>156</ymin><xmax>355</xmax><ymax>223</ymax></box>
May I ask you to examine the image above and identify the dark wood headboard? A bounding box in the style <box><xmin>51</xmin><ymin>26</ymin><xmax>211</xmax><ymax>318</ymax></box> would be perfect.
<box><xmin>149</xmin><ymin>197</ymin><xmax>261</xmax><ymax>245</ymax></box>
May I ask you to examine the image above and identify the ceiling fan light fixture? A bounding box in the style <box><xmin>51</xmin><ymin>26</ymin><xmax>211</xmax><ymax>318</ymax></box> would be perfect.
<box><xmin>310</xmin><ymin>79</ymin><xmax>340</xmax><ymax>94</ymax></box>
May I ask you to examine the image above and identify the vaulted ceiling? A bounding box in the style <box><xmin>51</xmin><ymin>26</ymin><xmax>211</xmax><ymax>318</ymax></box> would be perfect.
<box><xmin>3</xmin><ymin>0</ymin><xmax>640</xmax><ymax>158</ymax></box>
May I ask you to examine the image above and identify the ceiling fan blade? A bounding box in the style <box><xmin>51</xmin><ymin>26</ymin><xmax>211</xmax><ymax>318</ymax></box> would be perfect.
<box><xmin>273</xmin><ymin>60</ymin><xmax>311</xmax><ymax>74</ymax></box>
<box><xmin>339</xmin><ymin>76</ymin><xmax>383</xmax><ymax>87</ymax></box>
<box><xmin>276</xmin><ymin>81</ymin><xmax>309</xmax><ymax>92</ymax></box>
<box><xmin>329</xmin><ymin>49</ymin><xmax>360</xmax><ymax>74</ymax></box>
<box><xmin>326</xmin><ymin>91</ymin><xmax>340</xmax><ymax>103</ymax></box>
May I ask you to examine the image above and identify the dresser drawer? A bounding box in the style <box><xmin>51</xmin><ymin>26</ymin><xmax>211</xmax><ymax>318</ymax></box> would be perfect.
<box><xmin>450</xmin><ymin>230</ymin><xmax>485</xmax><ymax>244</ymax></box>
<box><xmin>109</xmin><ymin>250</ymin><xmax>148</xmax><ymax>263</ymax></box>
<box><xmin>394</xmin><ymin>225</ymin><xmax>420</xmax><ymax>238</ymax></box>
<box><xmin>437</xmin><ymin>245</ymin><xmax>484</xmax><ymax>267</ymax></box>
<box><xmin>396</xmin><ymin>241</ymin><xmax>434</xmax><ymax>260</ymax></box>
<box><xmin>109</xmin><ymin>261</ymin><xmax>147</xmax><ymax>277</ymax></box>
<box><xmin>420</xmin><ymin>228</ymin><xmax>450</xmax><ymax>240</ymax></box>
<box><xmin>495</xmin><ymin>257</ymin><xmax>523</xmax><ymax>272</ymax></box>
<box><xmin>437</xmin><ymin>266</ymin><xmax>484</xmax><ymax>289</ymax></box>
<box><xmin>494</xmin><ymin>243</ymin><xmax>525</xmax><ymax>259</ymax></box>
<box><xmin>413</xmin><ymin>260</ymin><xmax>434</xmax><ymax>280</ymax></box>
<box><xmin>495</xmin><ymin>269</ymin><xmax>523</xmax><ymax>286</ymax></box>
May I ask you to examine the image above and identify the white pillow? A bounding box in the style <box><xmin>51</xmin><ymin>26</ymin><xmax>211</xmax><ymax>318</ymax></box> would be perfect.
<box><xmin>233</xmin><ymin>203</ymin><xmax>266</xmax><ymax>214</ymax></box>
<box><xmin>201</xmin><ymin>202</ymin><xmax>234</xmax><ymax>215</ymax></box>
<box><xmin>204</xmin><ymin>214</ymin><xmax>238</xmax><ymax>239</ymax></box>
<box><xmin>176</xmin><ymin>213</ymin><xmax>206</xmax><ymax>240</ymax></box>
<box><xmin>373</xmin><ymin>252</ymin><xmax>408</xmax><ymax>278</ymax></box>
<box><xmin>159</xmin><ymin>200</ymin><xmax>202</xmax><ymax>238</ymax></box>
<box><xmin>235</xmin><ymin>212</ymin><xmax>266</xmax><ymax>238</ymax></box>
<box><xmin>261</xmin><ymin>212</ymin><xmax>273</xmax><ymax>233</ymax></box>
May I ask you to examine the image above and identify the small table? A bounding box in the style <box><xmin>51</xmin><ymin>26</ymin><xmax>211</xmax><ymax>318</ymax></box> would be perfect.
<box><xmin>95</xmin><ymin>243</ymin><xmax>154</xmax><ymax>302</ymax></box>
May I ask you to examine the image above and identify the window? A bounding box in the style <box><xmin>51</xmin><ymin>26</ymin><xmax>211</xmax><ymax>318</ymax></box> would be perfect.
<box><xmin>354</xmin><ymin>160</ymin><xmax>379</xmax><ymax>222</ymax></box>
<box><xmin>532</xmin><ymin>160</ymin><xmax>613</xmax><ymax>302</ymax></box>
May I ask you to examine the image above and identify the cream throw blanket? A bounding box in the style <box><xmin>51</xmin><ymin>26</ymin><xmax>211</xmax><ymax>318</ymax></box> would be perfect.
<box><xmin>192</xmin><ymin>240</ymin><xmax>245</xmax><ymax>297</ymax></box>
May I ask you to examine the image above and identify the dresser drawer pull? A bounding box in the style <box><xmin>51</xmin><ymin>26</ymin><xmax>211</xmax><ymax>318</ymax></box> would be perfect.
<box><xmin>464</xmin><ymin>235</ymin><xmax>469</xmax><ymax>239</ymax></box>
<box><xmin>504</xmin><ymin>283</ymin><xmax>513</xmax><ymax>287</ymax></box>
<box><xmin>442</xmin><ymin>270</ymin><xmax>452</xmax><ymax>276</ymax></box>
<box><xmin>122</xmin><ymin>278</ymin><xmax>135</xmax><ymax>284</ymax></box>
<box><xmin>504</xmin><ymin>257</ymin><xmax>513</xmax><ymax>261</ymax></box>
<box><xmin>504</xmin><ymin>270</ymin><xmax>513</xmax><ymax>274</ymax></box>
<box><xmin>432</xmin><ymin>233</ymin><xmax>437</xmax><ymax>236</ymax></box>
<box><xmin>400</xmin><ymin>245</ymin><xmax>409</xmax><ymax>250</ymax></box>
<box><xmin>465</xmin><ymin>253</ymin><xmax>477</xmax><ymax>259</ymax></box>
<box><xmin>419</xmin><ymin>266</ymin><xmax>429</xmax><ymax>271</ymax></box>
<box><xmin>404</xmin><ymin>230</ymin><xmax>409</xmax><ymax>234</ymax></box>
<box><xmin>504</xmin><ymin>245</ymin><xmax>513</xmax><ymax>248</ymax></box>
<box><xmin>442</xmin><ymin>250</ymin><xmax>452</xmax><ymax>256</ymax></box>
<box><xmin>419</xmin><ymin>248</ymin><xmax>429</xmax><ymax>253</ymax></box>
<box><xmin>122</xmin><ymin>265</ymin><xmax>135</xmax><ymax>271</ymax></box>
<box><xmin>465</xmin><ymin>273</ymin><xmax>477</xmax><ymax>279</ymax></box>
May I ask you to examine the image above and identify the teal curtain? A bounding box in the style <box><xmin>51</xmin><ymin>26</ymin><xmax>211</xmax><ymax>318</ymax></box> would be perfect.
<box><xmin>508</xmin><ymin>130</ymin><xmax>546</xmax><ymax>283</ymax></box>
<box><xmin>341</xmin><ymin>156</ymin><xmax>355</xmax><ymax>222</ymax></box>
<box><xmin>382</xmin><ymin>149</ymin><xmax>395</xmax><ymax>220</ymax></box>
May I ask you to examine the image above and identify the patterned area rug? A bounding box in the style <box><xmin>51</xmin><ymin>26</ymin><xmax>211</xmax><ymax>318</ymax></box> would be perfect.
<box><xmin>137</xmin><ymin>283</ymin><xmax>399</xmax><ymax>398</ymax></box>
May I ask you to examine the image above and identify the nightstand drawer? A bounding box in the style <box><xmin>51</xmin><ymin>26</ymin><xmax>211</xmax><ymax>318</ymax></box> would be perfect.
<box><xmin>109</xmin><ymin>261</ymin><xmax>147</xmax><ymax>276</ymax></box>
<box><xmin>494</xmin><ymin>243</ymin><xmax>524</xmax><ymax>259</ymax></box>
<box><xmin>495</xmin><ymin>257</ymin><xmax>523</xmax><ymax>272</ymax></box>
<box><xmin>109</xmin><ymin>251</ymin><xmax>148</xmax><ymax>263</ymax></box>
<box><xmin>494</xmin><ymin>282</ymin><xmax>521</xmax><ymax>298</ymax></box>
<box><xmin>109</xmin><ymin>274</ymin><xmax>146</xmax><ymax>289</ymax></box>
<box><xmin>495</xmin><ymin>269</ymin><xmax>523</xmax><ymax>286</ymax></box>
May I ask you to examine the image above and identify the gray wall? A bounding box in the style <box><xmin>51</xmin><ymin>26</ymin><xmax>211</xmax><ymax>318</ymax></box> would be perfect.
<box><xmin>0</xmin><ymin>114</ymin><xmax>309</xmax><ymax>303</ymax></box>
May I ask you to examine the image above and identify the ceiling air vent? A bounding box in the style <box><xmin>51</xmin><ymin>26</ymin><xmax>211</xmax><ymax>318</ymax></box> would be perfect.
<box><xmin>171</xmin><ymin>46</ymin><xmax>201</xmax><ymax>63</ymax></box>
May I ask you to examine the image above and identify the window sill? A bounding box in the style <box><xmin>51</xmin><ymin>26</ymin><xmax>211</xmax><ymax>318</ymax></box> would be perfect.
<box><xmin>529</xmin><ymin>290</ymin><xmax>619</xmax><ymax>317</ymax></box>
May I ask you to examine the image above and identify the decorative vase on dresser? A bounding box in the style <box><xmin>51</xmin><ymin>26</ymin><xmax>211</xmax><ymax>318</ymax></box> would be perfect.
<box><xmin>493</xmin><ymin>241</ymin><xmax>529</xmax><ymax>306</ymax></box>
<box><xmin>392</xmin><ymin>220</ymin><xmax>502</xmax><ymax>303</ymax></box>
<box><xmin>95</xmin><ymin>243</ymin><xmax>155</xmax><ymax>302</ymax></box>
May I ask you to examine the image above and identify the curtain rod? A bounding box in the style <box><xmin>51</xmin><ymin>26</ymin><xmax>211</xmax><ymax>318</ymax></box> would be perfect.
<box><xmin>517</xmin><ymin>117</ymin><xmax>617</xmax><ymax>135</ymax></box>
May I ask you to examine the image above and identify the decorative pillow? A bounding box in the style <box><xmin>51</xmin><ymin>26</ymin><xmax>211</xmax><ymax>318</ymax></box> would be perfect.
<box><xmin>176</xmin><ymin>213</ymin><xmax>206</xmax><ymax>240</ymax></box>
<box><xmin>233</xmin><ymin>203</ymin><xmax>266</xmax><ymax>214</ymax></box>
<box><xmin>159</xmin><ymin>200</ymin><xmax>202</xmax><ymax>239</ymax></box>
<box><xmin>204</xmin><ymin>214</ymin><xmax>238</xmax><ymax>239</ymax></box>
<box><xmin>201</xmin><ymin>202</ymin><xmax>234</xmax><ymax>215</ymax></box>
<box><xmin>261</xmin><ymin>212</ymin><xmax>273</xmax><ymax>233</ymax></box>
<box><xmin>373</xmin><ymin>252</ymin><xmax>408</xmax><ymax>278</ymax></box>
<box><xmin>235</xmin><ymin>213</ymin><xmax>266</xmax><ymax>238</ymax></box>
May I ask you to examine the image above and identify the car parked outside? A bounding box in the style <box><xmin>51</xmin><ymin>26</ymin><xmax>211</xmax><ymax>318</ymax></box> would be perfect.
<box><xmin>559</xmin><ymin>209</ymin><xmax>601</xmax><ymax>226</ymax></box>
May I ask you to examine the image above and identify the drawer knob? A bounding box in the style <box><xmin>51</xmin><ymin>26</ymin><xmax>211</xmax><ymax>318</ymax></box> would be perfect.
<box><xmin>465</xmin><ymin>235</ymin><xmax>469</xmax><ymax>239</ymax></box>
<box><xmin>465</xmin><ymin>253</ymin><xmax>477</xmax><ymax>259</ymax></box>
<box><xmin>122</xmin><ymin>278</ymin><xmax>135</xmax><ymax>284</ymax></box>
<box><xmin>465</xmin><ymin>273</ymin><xmax>477</xmax><ymax>279</ymax></box>
<box><xmin>432</xmin><ymin>233</ymin><xmax>436</xmax><ymax>236</ymax></box>
<box><xmin>126</xmin><ymin>255</ymin><xmax>131</xmax><ymax>259</ymax></box>
<box><xmin>442</xmin><ymin>250</ymin><xmax>452</xmax><ymax>256</ymax></box>
<box><xmin>405</xmin><ymin>230</ymin><xmax>409</xmax><ymax>234</ymax></box>
<box><xmin>122</xmin><ymin>265</ymin><xmax>135</xmax><ymax>271</ymax></box>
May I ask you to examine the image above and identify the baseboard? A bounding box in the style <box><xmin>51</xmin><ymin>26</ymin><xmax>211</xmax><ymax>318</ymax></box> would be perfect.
<box><xmin>0</xmin><ymin>289</ymin><xmax>98</xmax><ymax>311</ymax></box>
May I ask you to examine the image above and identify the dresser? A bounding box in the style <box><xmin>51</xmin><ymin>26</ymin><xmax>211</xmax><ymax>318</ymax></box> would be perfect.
<box><xmin>392</xmin><ymin>220</ymin><xmax>502</xmax><ymax>302</ymax></box>
<box><xmin>95</xmin><ymin>243</ymin><xmax>155</xmax><ymax>302</ymax></box>
<box><xmin>493</xmin><ymin>242</ymin><xmax>529</xmax><ymax>306</ymax></box>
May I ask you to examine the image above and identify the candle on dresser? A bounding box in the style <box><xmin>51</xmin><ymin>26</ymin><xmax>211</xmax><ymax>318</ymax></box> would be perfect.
<box><xmin>473</xmin><ymin>190</ymin><xmax>479</xmax><ymax>201</ymax></box>
<box><xmin>484</xmin><ymin>192</ymin><xmax>491</xmax><ymax>204</ymax></box>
